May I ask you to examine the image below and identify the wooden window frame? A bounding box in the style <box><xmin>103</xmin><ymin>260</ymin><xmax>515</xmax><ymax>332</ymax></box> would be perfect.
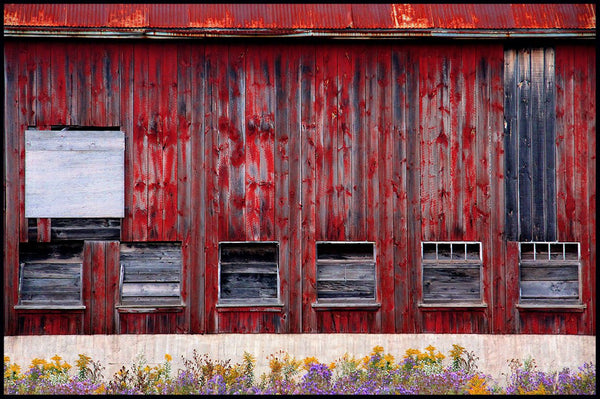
<box><xmin>419</xmin><ymin>241</ymin><xmax>486</xmax><ymax>308</ymax></box>
<box><xmin>117</xmin><ymin>242</ymin><xmax>184</xmax><ymax>309</ymax></box>
<box><xmin>517</xmin><ymin>242</ymin><xmax>585</xmax><ymax>310</ymax></box>
<box><xmin>15</xmin><ymin>242</ymin><xmax>85</xmax><ymax>310</ymax></box>
<box><xmin>312</xmin><ymin>241</ymin><xmax>380</xmax><ymax>309</ymax></box>
<box><xmin>217</xmin><ymin>241</ymin><xmax>282</xmax><ymax>308</ymax></box>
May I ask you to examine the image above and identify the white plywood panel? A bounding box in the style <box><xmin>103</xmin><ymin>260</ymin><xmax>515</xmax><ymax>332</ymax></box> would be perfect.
<box><xmin>25</xmin><ymin>130</ymin><xmax>125</xmax><ymax>218</ymax></box>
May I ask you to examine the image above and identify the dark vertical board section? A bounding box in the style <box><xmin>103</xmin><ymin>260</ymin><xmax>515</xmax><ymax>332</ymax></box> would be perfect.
<box><xmin>517</xmin><ymin>49</ymin><xmax>533</xmax><ymax>241</ymax></box>
<box><xmin>504</xmin><ymin>49</ymin><xmax>519</xmax><ymax>241</ymax></box>
<box><xmin>189</xmin><ymin>43</ymin><xmax>207</xmax><ymax>332</ymax></box>
<box><xmin>489</xmin><ymin>45</ymin><xmax>507</xmax><ymax>333</ymax></box>
<box><xmin>4</xmin><ymin>43</ymin><xmax>20</xmax><ymax>333</ymax></box>
<box><xmin>405</xmin><ymin>46</ymin><xmax>421</xmax><ymax>332</ymax></box>
<box><xmin>530</xmin><ymin>48</ymin><xmax>548</xmax><ymax>241</ymax></box>
<box><xmin>204</xmin><ymin>44</ymin><xmax>221</xmax><ymax>333</ymax></box>
<box><xmin>300</xmin><ymin>45</ymin><xmax>317</xmax><ymax>332</ymax></box>
<box><xmin>542</xmin><ymin>48</ymin><xmax>556</xmax><ymax>241</ymax></box>
<box><xmin>121</xmin><ymin>43</ymin><xmax>135</xmax><ymax>242</ymax></box>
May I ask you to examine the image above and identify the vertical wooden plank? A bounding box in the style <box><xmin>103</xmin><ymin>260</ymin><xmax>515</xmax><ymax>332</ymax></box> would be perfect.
<box><xmin>489</xmin><ymin>45</ymin><xmax>507</xmax><ymax>333</ymax></box>
<box><xmin>91</xmin><ymin>241</ymin><xmax>107</xmax><ymax>334</ymax></box>
<box><xmin>349</xmin><ymin>45</ymin><xmax>367</xmax><ymax>240</ymax></box>
<box><xmin>584</xmin><ymin>46</ymin><xmax>596</xmax><ymax>335</ymax></box>
<box><xmin>147</xmin><ymin>43</ymin><xmax>163</xmax><ymax>240</ymax></box>
<box><xmin>572</xmin><ymin>46</ymin><xmax>592</xmax><ymax>334</ymax></box>
<box><xmin>19</xmin><ymin>45</ymin><xmax>37</xmax><ymax>242</ymax></box>
<box><xmin>4</xmin><ymin>43</ymin><xmax>20</xmax><ymax>333</ymax></box>
<box><xmin>36</xmin><ymin>218</ymin><xmax>51</xmax><ymax>242</ymax></box>
<box><xmin>530</xmin><ymin>48</ymin><xmax>547</xmax><ymax>241</ymax></box>
<box><xmin>204</xmin><ymin>44</ymin><xmax>221</xmax><ymax>333</ymax></box>
<box><xmin>391</xmin><ymin>45</ymin><xmax>409</xmax><ymax>333</ymax></box>
<box><xmin>504</xmin><ymin>48</ymin><xmax>519</xmax><ymax>241</ymax></box>
<box><xmin>90</xmin><ymin>45</ymin><xmax>108</xmax><ymax>125</ymax></box>
<box><xmin>377</xmin><ymin>45</ymin><xmax>392</xmax><ymax>333</ymax></box>
<box><xmin>226</xmin><ymin>44</ymin><xmax>246</xmax><ymax>241</ymax></box>
<box><xmin>50</xmin><ymin>42</ymin><xmax>68</xmax><ymax>126</ymax></box>
<box><xmin>161</xmin><ymin>45</ymin><xmax>179</xmax><ymax>241</ymax></box>
<box><xmin>120</xmin><ymin>44</ymin><xmax>135</xmax><ymax>242</ymax></box>
<box><xmin>301</xmin><ymin>45</ymin><xmax>317</xmax><ymax>332</ymax></box>
<box><xmin>35</xmin><ymin>42</ymin><xmax>52</xmax><ymax>127</ymax></box>
<box><xmin>337</xmin><ymin>44</ymin><xmax>353</xmax><ymax>240</ymax></box>
<box><xmin>82</xmin><ymin>241</ymin><xmax>93</xmax><ymax>334</ymax></box>
<box><xmin>177</xmin><ymin>43</ymin><xmax>192</xmax><ymax>331</ymax></box>
<box><xmin>438</xmin><ymin>51</ymin><xmax>452</xmax><ymax>239</ymax></box>
<box><xmin>132</xmin><ymin>43</ymin><xmax>149</xmax><ymax>241</ymax></box>
<box><xmin>259</xmin><ymin>50</ymin><xmax>276</xmax><ymax>241</ymax></box>
<box><xmin>316</xmin><ymin>47</ymin><xmax>338</xmax><ymax>240</ymax></box>
<box><xmin>449</xmin><ymin>45</ymin><xmax>464</xmax><ymax>240</ymax></box>
<box><xmin>76</xmin><ymin>42</ymin><xmax>91</xmax><ymax>126</ymax></box>
<box><xmin>215</xmin><ymin>44</ymin><xmax>231</xmax><ymax>242</ymax></box>
<box><xmin>189</xmin><ymin>43</ymin><xmax>207</xmax><ymax>332</ymax></box>
<box><xmin>462</xmin><ymin>48</ymin><xmax>478</xmax><ymax>240</ymax></box>
<box><xmin>245</xmin><ymin>47</ymin><xmax>261</xmax><ymax>241</ymax></box>
<box><xmin>105</xmin><ymin>241</ymin><xmax>120</xmax><ymax>334</ymax></box>
<box><xmin>106</xmin><ymin>44</ymin><xmax>121</xmax><ymax>127</ymax></box>
<box><xmin>405</xmin><ymin>45</ymin><xmax>422</xmax><ymax>332</ymax></box>
<box><xmin>287</xmin><ymin>45</ymin><xmax>303</xmax><ymax>332</ymax></box>
<box><xmin>274</xmin><ymin>47</ymin><xmax>291</xmax><ymax>332</ymax></box>
<box><xmin>419</xmin><ymin>46</ymin><xmax>437</xmax><ymax>241</ymax></box>
<box><xmin>476</xmin><ymin>46</ymin><xmax>492</xmax><ymax>333</ymax></box>
<box><xmin>517</xmin><ymin>48</ymin><xmax>533</xmax><ymax>241</ymax></box>
<box><xmin>543</xmin><ymin>48</ymin><xmax>556</xmax><ymax>241</ymax></box>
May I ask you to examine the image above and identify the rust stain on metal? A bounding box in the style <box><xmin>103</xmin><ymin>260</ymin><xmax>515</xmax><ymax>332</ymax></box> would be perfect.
<box><xmin>107</xmin><ymin>6</ymin><xmax>147</xmax><ymax>28</ymax></box>
<box><xmin>390</xmin><ymin>4</ymin><xmax>430</xmax><ymax>29</ymax></box>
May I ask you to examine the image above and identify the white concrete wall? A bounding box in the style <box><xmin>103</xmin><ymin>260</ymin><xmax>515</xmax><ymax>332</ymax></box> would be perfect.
<box><xmin>4</xmin><ymin>334</ymin><xmax>596</xmax><ymax>386</ymax></box>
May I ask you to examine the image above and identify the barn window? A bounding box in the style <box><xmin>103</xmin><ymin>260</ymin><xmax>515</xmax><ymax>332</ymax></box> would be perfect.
<box><xmin>118</xmin><ymin>243</ymin><xmax>183</xmax><ymax>307</ymax></box>
<box><xmin>518</xmin><ymin>242</ymin><xmax>581</xmax><ymax>306</ymax></box>
<box><xmin>421</xmin><ymin>242</ymin><xmax>483</xmax><ymax>305</ymax></box>
<box><xmin>504</xmin><ymin>48</ymin><xmax>556</xmax><ymax>241</ymax></box>
<box><xmin>218</xmin><ymin>242</ymin><xmax>280</xmax><ymax>306</ymax></box>
<box><xmin>15</xmin><ymin>242</ymin><xmax>85</xmax><ymax>309</ymax></box>
<box><xmin>315</xmin><ymin>242</ymin><xmax>377</xmax><ymax>305</ymax></box>
<box><xmin>25</xmin><ymin>128</ymin><xmax>125</xmax><ymax>218</ymax></box>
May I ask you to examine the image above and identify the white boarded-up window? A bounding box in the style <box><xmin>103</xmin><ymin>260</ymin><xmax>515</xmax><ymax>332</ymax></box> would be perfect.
<box><xmin>25</xmin><ymin>129</ymin><xmax>125</xmax><ymax>218</ymax></box>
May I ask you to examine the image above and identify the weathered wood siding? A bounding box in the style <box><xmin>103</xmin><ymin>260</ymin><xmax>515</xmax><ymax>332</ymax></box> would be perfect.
<box><xmin>3</xmin><ymin>40</ymin><xmax>595</xmax><ymax>335</ymax></box>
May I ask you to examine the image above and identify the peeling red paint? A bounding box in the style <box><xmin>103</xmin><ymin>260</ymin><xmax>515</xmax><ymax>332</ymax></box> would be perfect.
<box><xmin>4</xmin><ymin>3</ymin><xmax>595</xmax><ymax>31</ymax></box>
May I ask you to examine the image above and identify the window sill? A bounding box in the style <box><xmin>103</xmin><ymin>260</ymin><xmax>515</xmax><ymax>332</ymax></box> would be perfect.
<box><xmin>116</xmin><ymin>304</ymin><xmax>185</xmax><ymax>313</ymax></box>
<box><xmin>15</xmin><ymin>305</ymin><xmax>86</xmax><ymax>311</ymax></box>
<box><xmin>418</xmin><ymin>303</ymin><xmax>488</xmax><ymax>311</ymax></box>
<box><xmin>516</xmin><ymin>304</ymin><xmax>586</xmax><ymax>312</ymax></box>
<box><xmin>216</xmin><ymin>302</ymin><xmax>284</xmax><ymax>312</ymax></box>
<box><xmin>312</xmin><ymin>302</ymin><xmax>381</xmax><ymax>311</ymax></box>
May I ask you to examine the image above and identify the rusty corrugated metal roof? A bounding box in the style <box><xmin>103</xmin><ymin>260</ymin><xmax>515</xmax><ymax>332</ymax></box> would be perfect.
<box><xmin>3</xmin><ymin>3</ymin><xmax>596</xmax><ymax>38</ymax></box>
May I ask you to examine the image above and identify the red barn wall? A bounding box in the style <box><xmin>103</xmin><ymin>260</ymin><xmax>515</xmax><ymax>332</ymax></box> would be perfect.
<box><xmin>3</xmin><ymin>40</ymin><xmax>595</xmax><ymax>335</ymax></box>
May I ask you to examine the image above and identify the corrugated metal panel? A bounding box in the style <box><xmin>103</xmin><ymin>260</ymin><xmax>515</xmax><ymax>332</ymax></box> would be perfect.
<box><xmin>4</xmin><ymin>3</ymin><xmax>596</xmax><ymax>31</ymax></box>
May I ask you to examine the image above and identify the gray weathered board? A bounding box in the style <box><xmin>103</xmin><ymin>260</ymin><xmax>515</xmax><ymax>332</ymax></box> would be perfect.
<box><xmin>218</xmin><ymin>242</ymin><xmax>279</xmax><ymax>304</ymax></box>
<box><xmin>25</xmin><ymin>130</ymin><xmax>125</xmax><ymax>218</ymax></box>
<box><xmin>316</xmin><ymin>242</ymin><xmax>376</xmax><ymax>300</ymax></box>
<box><xmin>119</xmin><ymin>243</ymin><xmax>182</xmax><ymax>306</ymax></box>
<box><xmin>17</xmin><ymin>241</ymin><xmax>84</xmax><ymax>308</ymax></box>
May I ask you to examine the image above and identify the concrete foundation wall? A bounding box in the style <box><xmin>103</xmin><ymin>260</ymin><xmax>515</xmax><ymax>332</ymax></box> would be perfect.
<box><xmin>4</xmin><ymin>334</ymin><xmax>596</xmax><ymax>385</ymax></box>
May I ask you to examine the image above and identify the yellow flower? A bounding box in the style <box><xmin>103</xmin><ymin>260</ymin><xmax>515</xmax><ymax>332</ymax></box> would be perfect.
<box><xmin>4</xmin><ymin>356</ymin><xmax>10</xmax><ymax>364</ymax></box>
<box><xmin>372</xmin><ymin>345</ymin><xmax>384</xmax><ymax>355</ymax></box>
<box><xmin>329</xmin><ymin>362</ymin><xmax>336</xmax><ymax>370</ymax></box>
<box><xmin>164</xmin><ymin>354</ymin><xmax>172</xmax><ymax>362</ymax></box>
